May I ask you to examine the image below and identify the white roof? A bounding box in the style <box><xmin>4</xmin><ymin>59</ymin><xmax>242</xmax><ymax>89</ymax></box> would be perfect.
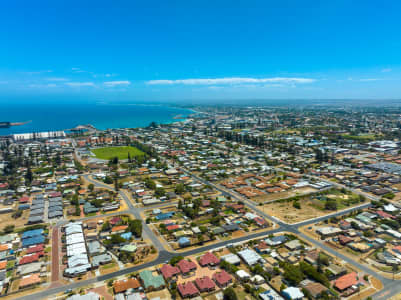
<box><xmin>384</xmin><ymin>204</ymin><xmax>398</xmax><ymax>212</ymax></box>
<box><xmin>64</xmin><ymin>264</ymin><xmax>91</xmax><ymax>275</ymax></box>
<box><xmin>67</xmin><ymin>292</ymin><xmax>100</xmax><ymax>300</ymax></box>
<box><xmin>283</xmin><ymin>287</ymin><xmax>304</xmax><ymax>299</ymax></box>
<box><xmin>238</xmin><ymin>248</ymin><xmax>262</xmax><ymax>266</ymax></box>
<box><xmin>221</xmin><ymin>253</ymin><xmax>241</xmax><ymax>265</ymax></box>
<box><xmin>67</xmin><ymin>242</ymin><xmax>87</xmax><ymax>256</ymax></box>
<box><xmin>66</xmin><ymin>233</ymin><xmax>85</xmax><ymax>245</ymax></box>
<box><xmin>68</xmin><ymin>253</ymin><xmax>89</xmax><ymax>268</ymax></box>
<box><xmin>236</xmin><ymin>269</ymin><xmax>250</xmax><ymax>278</ymax></box>
<box><xmin>65</xmin><ymin>224</ymin><xmax>83</xmax><ymax>235</ymax></box>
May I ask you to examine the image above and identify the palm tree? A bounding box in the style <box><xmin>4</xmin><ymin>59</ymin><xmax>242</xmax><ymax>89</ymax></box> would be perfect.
<box><xmin>392</xmin><ymin>264</ymin><xmax>399</xmax><ymax>281</ymax></box>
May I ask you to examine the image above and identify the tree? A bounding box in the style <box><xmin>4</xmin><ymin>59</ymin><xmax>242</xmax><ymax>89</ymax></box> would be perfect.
<box><xmin>325</xmin><ymin>199</ymin><xmax>337</xmax><ymax>210</ymax></box>
<box><xmin>293</xmin><ymin>201</ymin><xmax>301</xmax><ymax>209</ymax></box>
<box><xmin>25</xmin><ymin>166</ymin><xmax>33</xmax><ymax>184</ymax></box>
<box><xmin>110</xmin><ymin>234</ymin><xmax>126</xmax><ymax>245</ymax></box>
<box><xmin>393</xmin><ymin>264</ymin><xmax>399</xmax><ymax>280</ymax></box>
<box><xmin>223</xmin><ymin>287</ymin><xmax>238</xmax><ymax>300</ymax></box>
<box><xmin>3</xmin><ymin>225</ymin><xmax>14</xmax><ymax>234</ymax></box>
<box><xmin>155</xmin><ymin>188</ymin><xmax>165</xmax><ymax>197</ymax></box>
<box><xmin>104</xmin><ymin>176</ymin><xmax>113</xmax><ymax>184</ymax></box>
<box><xmin>101</xmin><ymin>221</ymin><xmax>111</xmax><ymax>232</ymax></box>
<box><xmin>174</xmin><ymin>183</ymin><xmax>186</xmax><ymax>194</ymax></box>
<box><xmin>114</xmin><ymin>177</ymin><xmax>119</xmax><ymax>191</ymax></box>
<box><xmin>110</xmin><ymin>156</ymin><xmax>119</xmax><ymax>165</ymax></box>
<box><xmin>88</xmin><ymin>184</ymin><xmax>94</xmax><ymax>192</ymax></box>
<box><xmin>145</xmin><ymin>178</ymin><xmax>156</xmax><ymax>190</ymax></box>
<box><xmin>169</xmin><ymin>256</ymin><xmax>184</xmax><ymax>266</ymax></box>
<box><xmin>128</xmin><ymin>219</ymin><xmax>143</xmax><ymax>238</ymax></box>
<box><xmin>281</xmin><ymin>262</ymin><xmax>304</xmax><ymax>285</ymax></box>
<box><xmin>12</xmin><ymin>210</ymin><xmax>22</xmax><ymax>219</ymax></box>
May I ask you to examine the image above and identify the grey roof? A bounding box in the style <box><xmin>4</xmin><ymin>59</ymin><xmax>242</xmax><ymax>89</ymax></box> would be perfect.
<box><xmin>28</xmin><ymin>215</ymin><xmax>43</xmax><ymax>224</ymax></box>
<box><xmin>91</xmin><ymin>253</ymin><xmax>112</xmax><ymax>267</ymax></box>
<box><xmin>48</xmin><ymin>205</ymin><xmax>63</xmax><ymax>211</ymax></box>
<box><xmin>222</xmin><ymin>224</ymin><xmax>240</xmax><ymax>231</ymax></box>
<box><xmin>48</xmin><ymin>210</ymin><xmax>63</xmax><ymax>218</ymax></box>
<box><xmin>49</xmin><ymin>196</ymin><xmax>62</xmax><ymax>202</ymax></box>
<box><xmin>17</xmin><ymin>261</ymin><xmax>42</xmax><ymax>275</ymax></box>
<box><xmin>30</xmin><ymin>208</ymin><xmax>44</xmax><ymax>216</ymax></box>
<box><xmin>31</xmin><ymin>199</ymin><xmax>44</xmax><ymax>205</ymax></box>
<box><xmin>87</xmin><ymin>241</ymin><xmax>101</xmax><ymax>255</ymax></box>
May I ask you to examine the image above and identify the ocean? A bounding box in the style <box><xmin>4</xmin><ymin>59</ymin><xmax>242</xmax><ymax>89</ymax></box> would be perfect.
<box><xmin>0</xmin><ymin>102</ymin><xmax>193</xmax><ymax>135</ymax></box>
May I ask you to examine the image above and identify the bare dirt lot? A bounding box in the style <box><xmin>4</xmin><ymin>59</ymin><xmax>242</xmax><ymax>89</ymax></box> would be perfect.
<box><xmin>260</xmin><ymin>199</ymin><xmax>330</xmax><ymax>223</ymax></box>
<box><xmin>253</xmin><ymin>187</ymin><xmax>316</xmax><ymax>203</ymax></box>
<box><xmin>0</xmin><ymin>209</ymin><xmax>29</xmax><ymax>232</ymax></box>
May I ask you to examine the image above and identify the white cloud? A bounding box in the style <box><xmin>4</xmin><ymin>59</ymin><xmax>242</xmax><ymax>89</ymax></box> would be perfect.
<box><xmin>71</xmin><ymin>67</ymin><xmax>87</xmax><ymax>73</ymax></box>
<box><xmin>146</xmin><ymin>77</ymin><xmax>316</xmax><ymax>85</ymax></box>
<box><xmin>23</xmin><ymin>70</ymin><xmax>53</xmax><ymax>75</ymax></box>
<box><xmin>359</xmin><ymin>78</ymin><xmax>381</xmax><ymax>82</ymax></box>
<box><xmin>104</xmin><ymin>80</ymin><xmax>131</xmax><ymax>87</ymax></box>
<box><xmin>28</xmin><ymin>83</ymin><xmax>58</xmax><ymax>88</ymax></box>
<box><xmin>381</xmin><ymin>68</ymin><xmax>392</xmax><ymax>73</ymax></box>
<box><xmin>46</xmin><ymin>77</ymin><xmax>69</xmax><ymax>81</ymax></box>
<box><xmin>65</xmin><ymin>82</ymin><xmax>95</xmax><ymax>87</ymax></box>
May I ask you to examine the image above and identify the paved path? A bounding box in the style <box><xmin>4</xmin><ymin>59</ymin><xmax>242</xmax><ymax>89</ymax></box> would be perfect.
<box><xmin>51</xmin><ymin>226</ymin><xmax>60</xmax><ymax>282</ymax></box>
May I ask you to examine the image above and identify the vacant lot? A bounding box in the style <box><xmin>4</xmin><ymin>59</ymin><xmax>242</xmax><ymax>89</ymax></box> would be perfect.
<box><xmin>260</xmin><ymin>189</ymin><xmax>365</xmax><ymax>223</ymax></box>
<box><xmin>253</xmin><ymin>187</ymin><xmax>316</xmax><ymax>203</ymax></box>
<box><xmin>0</xmin><ymin>210</ymin><xmax>29</xmax><ymax>232</ymax></box>
<box><xmin>92</xmin><ymin>146</ymin><xmax>144</xmax><ymax>160</ymax></box>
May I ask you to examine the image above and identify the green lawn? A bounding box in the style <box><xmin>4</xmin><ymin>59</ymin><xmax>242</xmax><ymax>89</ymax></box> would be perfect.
<box><xmin>92</xmin><ymin>146</ymin><xmax>144</xmax><ymax>160</ymax></box>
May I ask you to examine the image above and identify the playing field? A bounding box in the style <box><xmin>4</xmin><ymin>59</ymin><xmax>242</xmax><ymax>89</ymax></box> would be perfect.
<box><xmin>91</xmin><ymin>146</ymin><xmax>144</xmax><ymax>160</ymax></box>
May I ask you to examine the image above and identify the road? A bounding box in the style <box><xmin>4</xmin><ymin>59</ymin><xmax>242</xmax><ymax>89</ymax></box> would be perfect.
<box><xmin>82</xmin><ymin>174</ymin><xmax>168</xmax><ymax>254</ymax></box>
<box><xmin>16</xmin><ymin>169</ymin><xmax>401</xmax><ymax>300</ymax></box>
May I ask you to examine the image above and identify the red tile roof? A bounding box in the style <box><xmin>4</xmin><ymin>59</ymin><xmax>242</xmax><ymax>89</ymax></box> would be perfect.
<box><xmin>160</xmin><ymin>264</ymin><xmax>180</xmax><ymax>279</ymax></box>
<box><xmin>376</xmin><ymin>210</ymin><xmax>395</xmax><ymax>219</ymax></box>
<box><xmin>19</xmin><ymin>253</ymin><xmax>40</xmax><ymax>265</ymax></box>
<box><xmin>111</xmin><ymin>225</ymin><xmax>128</xmax><ymax>232</ymax></box>
<box><xmin>177</xmin><ymin>259</ymin><xmax>197</xmax><ymax>274</ymax></box>
<box><xmin>213</xmin><ymin>270</ymin><xmax>232</xmax><ymax>287</ymax></box>
<box><xmin>26</xmin><ymin>244</ymin><xmax>44</xmax><ymax>254</ymax></box>
<box><xmin>166</xmin><ymin>224</ymin><xmax>180</xmax><ymax>231</ymax></box>
<box><xmin>110</xmin><ymin>217</ymin><xmax>122</xmax><ymax>225</ymax></box>
<box><xmin>178</xmin><ymin>282</ymin><xmax>199</xmax><ymax>297</ymax></box>
<box><xmin>49</xmin><ymin>192</ymin><xmax>62</xmax><ymax>198</ymax></box>
<box><xmin>335</xmin><ymin>272</ymin><xmax>358</xmax><ymax>291</ymax></box>
<box><xmin>0</xmin><ymin>261</ymin><xmax>6</xmax><ymax>270</ymax></box>
<box><xmin>199</xmin><ymin>252</ymin><xmax>220</xmax><ymax>266</ymax></box>
<box><xmin>19</xmin><ymin>273</ymin><xmax>41</xmax><ymax>288</ymax></box>
<box><xmin>19</xmin><ymin>196</ymin><xmax>30</xmax><ymax>203</ymax></box>
<box><xmin>254</xmin><ymin>217</ymin><xmax>267</xmax><ymax>226</ymax></box>
<box><xmin>195</xmin><ymin>276</ymin><xmax>216</xmax><ymax>292</ymax></box>
<box><xmin>113</xmin><ymin>278</ymin><xmax>141</xmax><ymax>293</ymax></box>
<box><xmin>0</xmin><ymin>244</ymin><xmax>10</xmax><ymax>252</ymax></box>
<box><xmin>338</xmin><ymin>235</ymin><xmax>353</xmax><ymax>245</ymax></box>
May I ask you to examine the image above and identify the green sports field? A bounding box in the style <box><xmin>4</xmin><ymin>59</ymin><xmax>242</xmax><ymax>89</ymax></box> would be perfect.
<box><xmin>91</xmin><ymin>146</ymin><xmax>145</xmax><ymax>160</ymax></box>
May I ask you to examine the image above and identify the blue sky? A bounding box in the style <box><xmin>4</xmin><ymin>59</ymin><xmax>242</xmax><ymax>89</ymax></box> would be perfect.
<box><xmin>1</xmin><ymin>0</ymin><xmax>401</xmax><ymax>102</ymax></box>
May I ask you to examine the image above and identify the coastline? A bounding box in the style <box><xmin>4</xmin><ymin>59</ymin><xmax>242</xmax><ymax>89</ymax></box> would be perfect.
<box><xmin>0</xmin><ymin>103</ymin><xmax>193</xmax><ymax>136</ymax></box>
